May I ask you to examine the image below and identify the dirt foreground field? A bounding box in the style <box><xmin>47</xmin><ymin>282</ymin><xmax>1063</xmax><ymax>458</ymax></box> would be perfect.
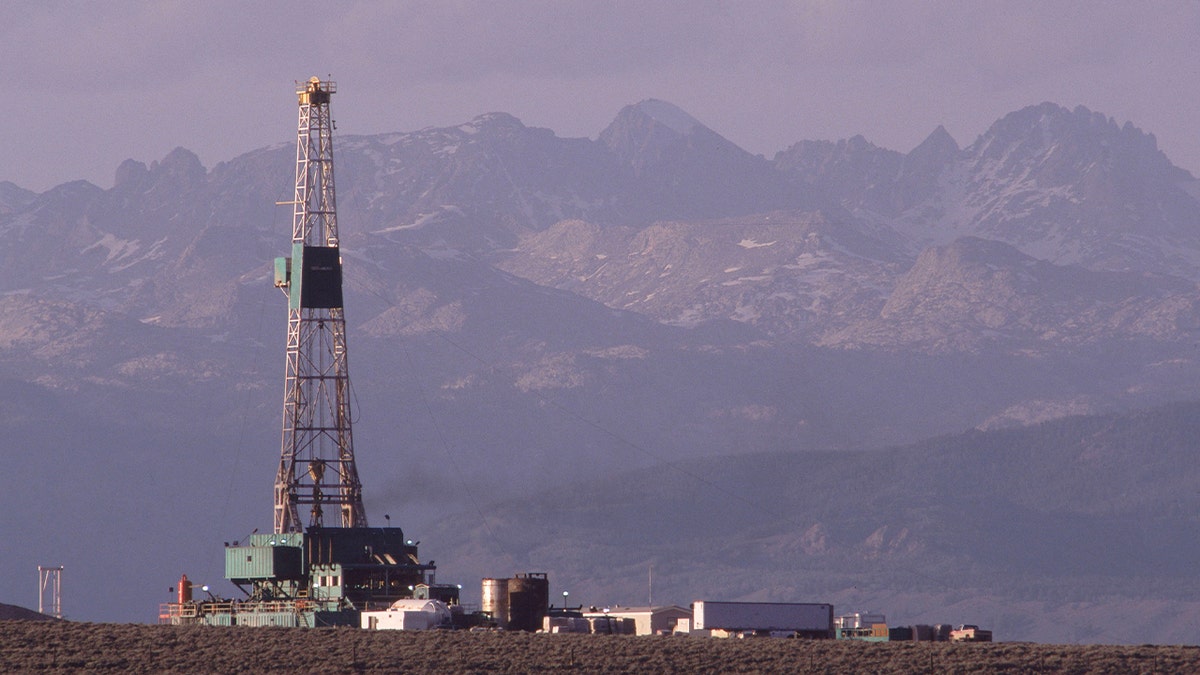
<box><xmin>2</xmin><ymin>621</ymin><xmax>1198</xmax><ymax>674</ymax></box>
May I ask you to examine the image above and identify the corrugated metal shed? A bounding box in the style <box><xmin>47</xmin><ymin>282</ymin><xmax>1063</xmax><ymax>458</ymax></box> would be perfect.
<box><xmin>225</xmin><ymin>545</ymin><xmax>302</xmax><ymax>581</ymax></box>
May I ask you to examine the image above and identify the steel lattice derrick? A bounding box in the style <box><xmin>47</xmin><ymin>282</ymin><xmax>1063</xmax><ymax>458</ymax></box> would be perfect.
<box><xmin>273</xmin><ymin>77</ymin><xmax>366</xmax><ymax>534</ymax></box>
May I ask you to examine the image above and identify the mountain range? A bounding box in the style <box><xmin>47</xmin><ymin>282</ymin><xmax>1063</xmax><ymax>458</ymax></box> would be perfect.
<box><xmin>1</xmin><ymin>97</ymin><xmax>1199</xmax><ymax>642</ymax></box>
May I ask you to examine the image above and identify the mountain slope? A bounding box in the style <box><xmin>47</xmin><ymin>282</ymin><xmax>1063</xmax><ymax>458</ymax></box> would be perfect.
<box><xmin>824</xmin><ymin>236</ymin><xmax>1200</xmax><ymax>352</ymax></box>
<box><xmin>424</xmin><ymin>401</ymin><xmax>1200</xmax><ymax>644</ymax></box>
<box><xmin>898</xmin><ymin>103</ymin><xmax>1200</xmax><ymax>277</ymax></box>
<box><xmin>497</xmin><ymin>209</ymin><xmax>909</xmax><ymax>340</ymax></box>
<box><xmin>600</xmin><ymin>99</ymin><xmax>801</xmax><ymax>220</ymax></box>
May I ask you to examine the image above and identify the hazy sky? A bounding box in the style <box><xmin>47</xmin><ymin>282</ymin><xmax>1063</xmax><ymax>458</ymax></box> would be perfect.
<box><xmin>5</xmin><ymin>1</ymin><xmax>1199</xmax><ymax>192</ymax></box>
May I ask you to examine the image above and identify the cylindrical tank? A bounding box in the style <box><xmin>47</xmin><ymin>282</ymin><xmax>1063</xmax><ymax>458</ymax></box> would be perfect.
<box><xmin>384</xmin><ymin>599</ymin><xmax>452</xmax><ymax>629</ymax></box>
<box><xmin>178</xmin><ymin>574</ymin><xmax>192</xmax><ymax>604</ymax></box>
<box><xmin>506</xmin><ymin>573</ymin><xmax>549</xmax><ymax>632</ymax></box>
<box><xmin>481</xmin><ymin>578</ymin><xmax>510</xmax><ymax>628</ymax></box>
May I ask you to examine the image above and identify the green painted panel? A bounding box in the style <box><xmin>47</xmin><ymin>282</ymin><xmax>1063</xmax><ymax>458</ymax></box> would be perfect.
<box><xmin>273</xmin><ymin>256</ymin><xmax>291</xmax><ymax>288</ymax></box>
<box><xmin>236</xmin><ymin>612</ymin><xmax>301</xmax><ymax>627</ymax></box>
<box><xmin>289</xmin><ymin>242</ymin><xmax>304</xmax><ymax>310</ymax></box>
<box><xmin>225</xmin><ymin>545</ymin><xmax>302</xmax><ymax>581</ymax></box>
<box><xmin>200</xmin><ymin>613</ymin><xmax>235</xmax><ymax>627</ymax></box>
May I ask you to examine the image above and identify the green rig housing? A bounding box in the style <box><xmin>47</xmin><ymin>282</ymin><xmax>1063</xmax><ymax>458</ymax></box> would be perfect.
<box><xmin>160</xmin><ymin>528</ymin><xmax>457</xmax><ymax>627</ymax></box>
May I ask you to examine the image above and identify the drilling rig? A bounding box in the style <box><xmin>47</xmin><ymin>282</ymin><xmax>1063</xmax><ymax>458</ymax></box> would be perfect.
<box><xmin>161</xmin><ymin>78</ymin><xmax>454</xmax><ymax>627</ymax></box>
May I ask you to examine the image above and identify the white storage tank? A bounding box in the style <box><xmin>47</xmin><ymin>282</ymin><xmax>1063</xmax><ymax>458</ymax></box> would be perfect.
<box><xmin>361</xmin><ymin>598</ymin><xmax>452</xmax><ymax>631</ymax></box>
<box><xmin>481</xmin><ymin>578</ymin><xmax>510</xmax><ymax>628</ymax></box>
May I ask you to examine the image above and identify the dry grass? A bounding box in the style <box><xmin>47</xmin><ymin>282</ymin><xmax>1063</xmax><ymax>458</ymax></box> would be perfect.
<box><xmin>1</xmin><ymin>621</ymin><xmax>1197</xmax><ymax>674</ymax></box>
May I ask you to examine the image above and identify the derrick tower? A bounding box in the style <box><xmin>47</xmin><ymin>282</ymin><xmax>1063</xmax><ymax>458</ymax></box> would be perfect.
<box><xmin>273</xmin><ymin>77</ymin><xmax>366</xmax><ymax>533</ymax></box>
<box><xmin>160</xmin><ymin>78</ymin><xmax>452</xmax><ymax>628</ymax></box>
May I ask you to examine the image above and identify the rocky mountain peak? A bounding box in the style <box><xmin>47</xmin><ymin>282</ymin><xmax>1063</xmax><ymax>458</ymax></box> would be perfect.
<box><xmin>462</xmin><ymin>111</ymin><xmax>527</xmax><ymax>134</ymax></box>
<box><xmin>0</xmin><ymin>181</ymin><xmax>37</xmax><ymax>215</ymax></box>
<box><xmin>629</xmin><ymin>98</ymin><xmax>702</xmax><ymax>135</ymax></box>
<box><xmin>908</xmin><ymin>125</ymin><xmax>959</xmax><ymax>163</ymax></box>
<box><xmin>593</xmin><ymin>99</ymin><xmax>789</xmax><ymax>220</ymax></box>
<box><xmin>150</xmin><ymin>147</ymin><xmax>206</xmax><ymax>180</ymax></box>
<box><xmin>113</xmin><ymin>159</ymin><xmax>150</xmax><ymax>191</ymax></box>
<box><xmin>772</xmin><ymin>136</ymin><xmax>905</xmax><ymax>214</ymax></box>
<box><xmin>886</xmin><ymin>125</ymin><xmax>963</xmax><ymax>213</ymax></box>
<box><xmin>773</xmin><ymin>136</ymin><xmax>902</xmax><ymax>178</ymax></box>
<box><xmin>598</xmin><ymin>99</ymin><xmax>714</xmax><ymax>170</ymax></box>
<box><xmin>107</xmin><ymin>149</ymin><xmax>207</xmax><ymax>202</ymax></box>
<box><xmin>37</xmin><ymin>179</ymin><xmax>104</xmax><ymax>206</ymax></box>
<box><xmin>967</xmin><ymin>103</ymin><xmax>1188</xmax><ymax>186</ymax></box>
<box><xmin>894</xmin><ymin>102</ymin><xmax>1200</xmax><ymax>277</ymax></box>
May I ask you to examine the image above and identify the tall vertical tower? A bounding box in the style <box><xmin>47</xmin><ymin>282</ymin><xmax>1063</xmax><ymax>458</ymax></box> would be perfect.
<box><xmin>160</xmin><ymin>78</ymin><xmax>448</xmax><ymax>627</ymax></box>
<box><xmin>38</xmin><ymin>565</ymin><xmax>62</xmax><ymax>620</ymax></box>
<box><xmin>273</xmin><ymin>77</ymin><xmax>366</xmax><ymax>533</ymax></box>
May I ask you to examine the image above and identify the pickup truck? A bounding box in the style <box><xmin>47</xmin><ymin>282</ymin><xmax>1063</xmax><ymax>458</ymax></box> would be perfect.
<box><xmin>949</xmin><ymin>625</ymin><xmax>993</xmax><ymax>642</ymax></box>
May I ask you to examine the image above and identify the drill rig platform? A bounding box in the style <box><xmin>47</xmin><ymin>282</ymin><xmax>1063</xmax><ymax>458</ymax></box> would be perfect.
<box><xmin>161</xmin><ymin>78</ymin><xmax>453</xmax><ymax>627</ymax></box>
<box><xmin>161</xmin><ymin>528</ymin><xmax>446</xmax><ymax>627</ymax></box>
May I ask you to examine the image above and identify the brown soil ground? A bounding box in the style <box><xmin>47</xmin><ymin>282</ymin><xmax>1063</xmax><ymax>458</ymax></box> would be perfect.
<box><xmin>1</xmin><ymin>621</ymin><xmax>1197</xmax><ymax>674</ymax></box>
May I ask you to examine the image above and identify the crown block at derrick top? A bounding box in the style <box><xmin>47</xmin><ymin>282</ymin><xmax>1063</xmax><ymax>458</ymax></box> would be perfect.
<box><xmin>297</xmin><ymin>77</ymin><xmax>335</xmax><ymax>105</ymax></box>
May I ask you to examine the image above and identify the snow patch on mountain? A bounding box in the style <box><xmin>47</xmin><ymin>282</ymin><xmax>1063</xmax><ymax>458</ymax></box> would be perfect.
<box><xmin>83</xmin><ymin>233</ymin><xmax>141</xmax><ymax>265</ymax></box>
<box><xmin>739</xmin><ymin>238</ymin><xmax>777</xmax><ymax>249</ymax></box>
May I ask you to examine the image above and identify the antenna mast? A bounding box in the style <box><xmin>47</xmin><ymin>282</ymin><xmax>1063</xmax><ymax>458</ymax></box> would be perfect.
<box><xmin>38</xmin><ymin>565</ymin><xmax>62</xmax><ymax>619</ymax></box>
<box><xmin>273</xmin><ymin>77</ymin><xmax>366</xmax><ymax>533</ymax></box>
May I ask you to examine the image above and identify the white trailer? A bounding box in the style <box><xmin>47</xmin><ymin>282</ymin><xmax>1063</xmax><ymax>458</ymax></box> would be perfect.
<box><xmin>692</xmin><ymin>601</ymin><xmax>834</xmax><ymax>637</ymax></box>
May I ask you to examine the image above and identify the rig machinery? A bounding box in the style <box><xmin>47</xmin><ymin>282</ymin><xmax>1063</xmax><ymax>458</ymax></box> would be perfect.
<box><xmin>161</xmin><ymin>78</ymin><xmax>453</xmax><ymax>627</ymax></box>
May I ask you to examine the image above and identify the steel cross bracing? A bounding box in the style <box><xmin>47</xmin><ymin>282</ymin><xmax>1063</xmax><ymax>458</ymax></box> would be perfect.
<box><xmin>38</xmin><ymin>565</ymin><xmax>62</xmax><ymax>619</ymax></box>
<box><xmin>274</xmin><ymin>77</ymin><xmax>367</xmax><ymax>534</ymax></box>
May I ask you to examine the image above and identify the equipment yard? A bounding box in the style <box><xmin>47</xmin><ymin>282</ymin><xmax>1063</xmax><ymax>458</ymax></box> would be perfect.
<box><xmin>1</xmin><ymin>621</ymin><xmax>1196</xmax><ymax>674</ymax></box>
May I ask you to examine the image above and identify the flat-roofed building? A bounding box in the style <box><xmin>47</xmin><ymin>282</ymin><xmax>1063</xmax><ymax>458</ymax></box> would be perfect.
<box><xmin>583</xmin><ymin>605</ymin><xmax>693</xmax><ymax>635</ymax></box>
